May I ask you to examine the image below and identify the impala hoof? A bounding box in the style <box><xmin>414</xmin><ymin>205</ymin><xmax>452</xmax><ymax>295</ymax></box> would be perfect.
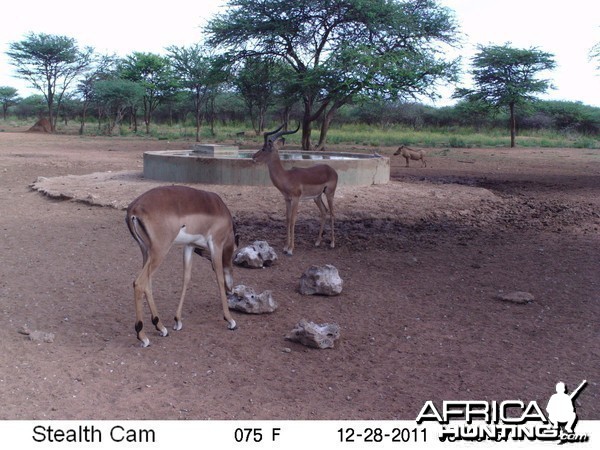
<box><xmin>284</xmin><ymin>249</ymin><xmax>293</xmax><ymax>256</ymax></box>
<box><xmin>227</xmin><ymin>318</ymin><xmax>237</xmax><ymax>330</ymax></box>
<box><xmin>140</xmin><ymin>337</ymin><xmax>151</xmax><ymax>348</ymax></box>
<box><xmin>173</xmin><ymin>319</ymin><xmax>183</xmax><ymax>331</ymax></box>
<box><xmin>159</xmin><ymin>326</ymin><xmax>169</xmax><ymax>337</ymax></box>
<box><xmin>330</xmin><ymin>242</ymin><xmax>335</xmax><ymax>249</ymax></box>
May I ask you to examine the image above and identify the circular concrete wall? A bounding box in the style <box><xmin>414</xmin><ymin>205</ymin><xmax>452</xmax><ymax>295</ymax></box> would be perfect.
<box><xmin>143</xmin><ymin>150</ymin><xmax>389</xmax><ymax>186</ymax></box>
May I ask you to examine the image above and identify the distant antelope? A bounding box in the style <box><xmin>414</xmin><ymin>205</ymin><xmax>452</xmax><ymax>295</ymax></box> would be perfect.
<box><xmin>252</xmin><ymin>123</ymin><xmax>338</xmax><ymax>255</ymax></box>
<box><xmin>394</xmin><ymin>145</ymin><xmax>427</xmax><ymax>167</ymax></box>
<box><xmin>126</xmin><ymin>185</ymin><xmax>238</xmax><ymax>347</ymax></box>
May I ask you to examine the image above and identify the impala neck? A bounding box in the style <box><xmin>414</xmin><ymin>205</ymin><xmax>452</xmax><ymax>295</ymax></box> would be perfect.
<box><xmin>265</xmin><ymin>149</ymin><xmax>289</xmax><ymax>190</ymax></box>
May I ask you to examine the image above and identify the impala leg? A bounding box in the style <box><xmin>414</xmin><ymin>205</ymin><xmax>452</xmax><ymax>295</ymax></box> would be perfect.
<box><xmin>314</xmin><ymin>195</ymin><xmax>327</xmax><ymax>247</ymax></box>
<box><xmin>133</xmin><ymin>249</ymin><xmax>169</xmax><ymax>347</ymax></box>
<box><xmin>286</xmin><ymin>197</ymin><xmax>300</xmax><ymax>255</ymax></box>
<box><xmin>210</xmin><ymin>245</ymin><xmax>237</xmax><ymax>330</ymax></box>
<box><xmin>284</xmin><ymin>199</ymin><xmax>293</xmax><ymax>255</ymax></box>
<box><xmin>223</xmin><ymin>263</ymin><xmax>234</xmax><ymax>295</ymax></box>
<box><xmin>174</xmin><ymin>245</ymin><xmax>194</xmax><ymax>331</ymax></box>
<box><xmin>325</xmin><ymin>192</ymin><xmax>335</xmax><ymax>248</ymax></box>
<box><xmin>133</xmin><ymin>268</ymin><xmax>150</xmax><ymax>347</ymax></box>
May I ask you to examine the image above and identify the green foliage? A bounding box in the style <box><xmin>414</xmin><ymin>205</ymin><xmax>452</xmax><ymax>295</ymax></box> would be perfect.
<box><xmin>6</xmin><ymin>32</ymin><xmax>94</xmax><ymax>130</ymax></box>
<box><xmin>0</xmin><ymin>86</ymin><xmax>21</xmax><ymax>119</ymax></box>
<box><xmin>118</xmin><ymin>52</ymin><xmax>178</xmax><ymax>134</ymax></box>
<box><xmin>458</xmin><ymin>44</ymin><xmax>556</xmax><ymax>106</ymax></box>
<box><xmin>454</xmin><ymin>43</ymin><xmax>557</xmax><ymax>147</ymax></box>
<box><xmin>206</xmin><ymin>0</ymin><xmax>460</xmax><ymax>148</ymax></box>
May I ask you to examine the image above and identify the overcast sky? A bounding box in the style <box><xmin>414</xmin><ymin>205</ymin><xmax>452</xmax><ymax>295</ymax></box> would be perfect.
<box><xmin>1</xmin><ymin>0</ymin><xmax>598</xmax><ymax>106</ymax></box>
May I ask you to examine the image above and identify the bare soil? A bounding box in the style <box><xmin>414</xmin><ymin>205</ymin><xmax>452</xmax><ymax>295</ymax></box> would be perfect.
<box><xmin>0</xmin><ymin>130</ymin><xmax>598</xmax><ymax>420</ymax></box>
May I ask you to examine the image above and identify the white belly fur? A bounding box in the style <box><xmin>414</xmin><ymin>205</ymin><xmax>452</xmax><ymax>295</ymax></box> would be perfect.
<box><xmin>174</xmin><ymin>226</ymin><xmax>210</xmax><ymax>248</ymax></box>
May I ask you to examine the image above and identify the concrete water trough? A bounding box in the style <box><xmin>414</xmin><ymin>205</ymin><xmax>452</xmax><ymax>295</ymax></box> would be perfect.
<box><xmin>143</xmin><ymin>144</ymin><xmax>390</xmax><ymax>186</ymax></box>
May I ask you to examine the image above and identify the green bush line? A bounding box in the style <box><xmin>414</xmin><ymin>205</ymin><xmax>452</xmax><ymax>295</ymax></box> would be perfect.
<box><xmin>2</xmin><ymin>119</ymin><xmax>598</xmax><ymax>149</ymax></box>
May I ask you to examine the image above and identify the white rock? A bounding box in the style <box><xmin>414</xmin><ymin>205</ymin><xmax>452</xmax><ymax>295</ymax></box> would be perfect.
<box><xmin>285</xmin><ymin>319</ymin><xmax>340</xmax><ymax>349</ymax></box>
<box><xmin>494</xmin><ymin>291</ymin><xmax>534</xmax><ymax>304</ymax></box>
<box><xmin>299</xmin><ymin>264</ymin><xmax>343</xmax><ymax>296</ymax></box>
<box><xmin>227</xmin><ymin>285</ymin><xmax>277</xmax><ymax>313</ymax></box>
<box><xmin>234</xmin><ymin>240</ymin><xmax>278</xmax><ymax>268</ymax></box>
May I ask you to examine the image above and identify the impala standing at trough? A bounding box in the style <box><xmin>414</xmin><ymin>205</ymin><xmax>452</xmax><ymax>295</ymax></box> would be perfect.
<box><xmin>126</xmin><ymin>185</ymin><xmax>238</xmax><ymax>347</ymax></box>
<box><xmin>253</xmin><ymin>124</ymin><xmax>338</xmax><ymax>255</ymax></box>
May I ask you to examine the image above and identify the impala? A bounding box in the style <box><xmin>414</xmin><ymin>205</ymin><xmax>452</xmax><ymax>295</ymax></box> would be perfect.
<box><xmin>125</xmin><ymin>185</ymin><xmax>238</xmax><ymax>347</ymax></box>
<box><xmin>252</xmin><ymin>124</ymin><xmax>338</xmax><ymax>255</ymax></box>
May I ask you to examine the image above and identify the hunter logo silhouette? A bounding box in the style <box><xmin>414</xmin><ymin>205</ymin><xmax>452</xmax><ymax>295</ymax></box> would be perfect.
<box><xmin>546</xmin><ymin>380</ymin><xmax>587</xmax><ymax>434</ymax></box>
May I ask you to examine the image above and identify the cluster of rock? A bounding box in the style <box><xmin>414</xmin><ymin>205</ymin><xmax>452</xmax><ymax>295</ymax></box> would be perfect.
<box><xmin>233</xmin><ymin>240</ymin><xmax>343</xmax><ymax>349</ymax></box>
<box><xmin>227</xmin><ymin>285</ymin><xmax>277</xmax><ymax>314</ymax></box>
<box><xmin>234</xmin><ymin>240</ymin><xmax>278</xmax><ymax>268</ymax></box>
<box><xmin>285</xmin><ymin>319</ymin><xmax>340</xmax><ymax>349</ymax></box>
<box><xmin>299</xmin><ymin>264</ymin><xmax>343</xmax><ymax>296</ymax></box>
<box><xmin>18</xmin><ymin>324</ymin><xmax>55</xmax><ymax>343</ymax></box>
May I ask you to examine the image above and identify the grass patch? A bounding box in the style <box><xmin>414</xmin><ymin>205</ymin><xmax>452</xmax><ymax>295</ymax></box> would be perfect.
<box><xmin>2</xmin><ymin>117</ymin><xmax>598</xmax><ymax>149</ymax></box>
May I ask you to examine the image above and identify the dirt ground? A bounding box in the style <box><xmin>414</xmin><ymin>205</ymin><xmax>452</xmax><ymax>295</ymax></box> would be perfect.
<box><xmin>0</xmin><ymin>130</ymin><xmax>598</xmax><ymax>420</ymax></box>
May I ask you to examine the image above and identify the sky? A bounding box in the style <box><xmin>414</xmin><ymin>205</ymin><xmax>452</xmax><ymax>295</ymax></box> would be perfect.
<box><xmin>0</xmin><ymin>0</ymin><xmax>598</xmax><ymax>106</ymax></box>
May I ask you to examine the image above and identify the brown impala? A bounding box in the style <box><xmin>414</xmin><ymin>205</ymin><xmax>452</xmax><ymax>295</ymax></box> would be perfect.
<box><xmin>252</xmin><ymin>123</ymin><xmax>338</xmax><ymax>255</ymax></box>
<box><xmin>126</xmin><ymin>185</ymin><xmax>238</xmax><ymax>347</ymax></box>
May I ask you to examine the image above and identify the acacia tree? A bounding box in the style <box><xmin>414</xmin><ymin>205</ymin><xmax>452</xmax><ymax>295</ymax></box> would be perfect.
<box><xmin>119</xmin><ymin>52</ymin><xmax>177</xmax><ymax>134</ymax></box>
<box><xmin>0</xmin><ymin>86</ymin><xmax>20</xmax><ymax>120</ymax></box>
<box><xmin>206</xmin><ymin>0</ymin><xmax>459</xmax><ymax>149</ymax></box>
<box><xmin>6</xmin><ymin>33</ymin><xmax>94</xmax><ymax>131</ymax></box>
<box><xmin>455</xmin><ymin>44</ymin><xmax>556</xmax><ymax>147</ymax></box>
<box><xmin>76</xmin><ymin>54</ymin><xmax>119</xmax><ymax>135</ymax></box>
<box><xmin>166</xmin><ymin>44</ymin><xmax>223</xmax><ymax>141</ymax></box>
<box><xmin>94</xmin><ymin>79</ymin><xmax>145</xmax><ymax>135</ymax></box>
<box><xmin>234</xmin><ymin>57</ymin><xmax>289</xmax><ymax>135</ymax></box>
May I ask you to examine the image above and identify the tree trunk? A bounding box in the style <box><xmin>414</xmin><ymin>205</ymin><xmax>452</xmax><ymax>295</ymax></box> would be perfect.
<box><xmin>78</xmin><ymin>106</ymin><xmax>87</xmax><ymax>135</ymax></box>
<box><xmin>509</xmin><ymin>102</ymin><xmax>516</xmax><ymax>148</ymax></box>
<box><xmin>315</xmin><ymin>100</ymin><xmax>343</xmax><ymax>151</ymax></box>
<box><xmin>194</xmin><ymin>88</ymin><xmax>202</xmax><ymax>142</ymax></box>
<box><xmin>300</xmin><ymin>95</ymin><xmax>313</xmax><ymax>150</ymax></box>
<box><xmin>195</xmin><ymin>110</ymin><xmax>202</xmax><ymax>142</ymax></box>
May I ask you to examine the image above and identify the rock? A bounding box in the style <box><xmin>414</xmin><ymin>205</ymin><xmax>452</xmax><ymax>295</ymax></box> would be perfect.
<box><xmin>494</xmin><ymin>291</ymin><xmax>534</xmax><ymax>304</ymax></box>
<box><xmin>285</xmin><ymin>319</ymin><xmax>340</xmax><ymax>349</ymax></box>
<box><xmin>299</xmin><ymin>264</ymin><xmax>343</xmax><ymax>296</ymax></box>
<box><xmin>28</xmin><ymin>330</ymin><xmax>55</xmax><ymax>343</ymax></box>
<box><xmin>234</xmin><ymin>240</ymin><xmax>278</xmax><ymax>268</ymax></box>
<box><xmin>227</xmin><ymin>285</ymin><xmax>277</xmax><ymax>314</ymax></box>
<box><xmin>17</xmin><ymin>324</ymin><xmax>31</xmax><ymax>335</ymax></box>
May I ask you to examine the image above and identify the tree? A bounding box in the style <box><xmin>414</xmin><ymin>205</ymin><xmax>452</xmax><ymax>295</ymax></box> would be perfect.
<box><xmin>0</xmin><ymin>86</ymin><xmax>20</xmax><ymax>120</ymax></box>
<box><xmin>76</xmin><ymin>54</ymin><xmax>119</xmax><ymax>135</ymax></box>
<box><xmin>234</xmin><ymin>57</ymin><xmax>287</xmax><ymax>135</ymax></box>
<box><xmin>6</xmin><ymin>33</ymin><xmax>94</xmax><ymax>131</ymax></box>
<box><xmin>206</xmin><ymin>0</ymin><xmax>459</xmax><ymax>149</ymax></box>
<box><xmin>94</xmin><ymin>79</ymin><xmax>145</xmax><ymax>135</ymax></box>
<box><xmin>454</xmin><ymin>44</ymin><xmax>556</xmax><ymax>147</ymax></box>
<box><xmin>13</xmin><ymin>95</ymin><xmax>46</xmax><ymax>120</ymax></box>
<box><xmin>166</xmin><ymin>44</ymin><xmax>222</xmax><ymax>141</ymax></box>
<box><xmin>119</xmin><ymin>52</ymin><xmax>177</xmax><ymax>134</ymax></box>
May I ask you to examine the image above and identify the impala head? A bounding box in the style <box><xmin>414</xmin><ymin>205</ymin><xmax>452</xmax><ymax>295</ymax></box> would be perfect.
<box><xmin>252</xmin><ymin>123</ymin><xmax>300</xmax><ymax>163</ymax></box>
